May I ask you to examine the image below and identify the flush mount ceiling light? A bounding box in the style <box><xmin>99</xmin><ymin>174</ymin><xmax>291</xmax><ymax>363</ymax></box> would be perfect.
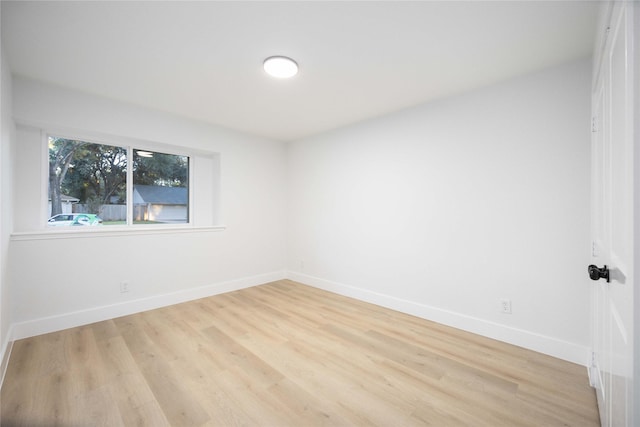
<box><xmin>263</xmin><ymin>56</ymin><xmax>299</xmax><ymax>79</ymax></box>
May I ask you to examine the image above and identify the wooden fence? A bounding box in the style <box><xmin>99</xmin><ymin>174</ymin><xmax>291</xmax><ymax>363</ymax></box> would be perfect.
<box><xmin>74</xmin><ymin>204</ymin><xmax>126</xmax><ymax>221</ymax></box>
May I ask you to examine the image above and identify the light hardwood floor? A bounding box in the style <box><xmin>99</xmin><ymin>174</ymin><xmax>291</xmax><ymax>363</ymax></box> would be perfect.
<box><xmin>1</xmin><ymin>280</ymin><xmax>599</xmax><ymax>426</ymax></box>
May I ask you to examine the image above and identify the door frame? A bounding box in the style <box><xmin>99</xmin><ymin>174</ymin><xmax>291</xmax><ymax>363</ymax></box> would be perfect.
<box><xmin>590</xmin><ymin>1</ymin><xmax>638</xmax><ymax>425</ymax></box>
<box><xmin>632</xmin><ymin>3</ymin><xmax>639</xmax><ymax>425</ymax></box>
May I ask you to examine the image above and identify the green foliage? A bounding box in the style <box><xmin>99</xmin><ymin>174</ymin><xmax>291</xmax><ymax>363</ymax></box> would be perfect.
<box><xmin>50</xmin><ymin>137</ymin><xmax>127</xmax><ymax>206</ymax></box>
<box><xmin>49</xmin><ymin>138</ymin><xmax>127</xmax><ymax>214</ymax></box>
<box><xmin>133</xmin><ymin>151</ymin><xmax>188</xmax><ymax>187</ymax></box>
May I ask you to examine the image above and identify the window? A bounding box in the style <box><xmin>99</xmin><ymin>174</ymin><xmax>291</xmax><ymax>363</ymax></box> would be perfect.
<box><xmin>133</xmin><ymin>150</ymin><xmax>189</xmax><ymax>224</ymax></box>
<box><xmin>48</xmin><ymin>136</ymin><xmax>190</xmax><ymax>227</ymax></box>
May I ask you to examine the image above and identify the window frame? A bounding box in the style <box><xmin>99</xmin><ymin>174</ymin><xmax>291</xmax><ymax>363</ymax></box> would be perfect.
<box><xmin>128</xmin><ymin>148</ymin><xmax>192</xmax><ymax>226</ymax></box>
<box><xmin>47</xmin><ymin>134</ymin><xmax>129</xmax><ymax>225</ymax></box>
<box><xmin>36</xmin><ymin>128</ymin><xmax>219</xmax><ymax>236</ymax></box>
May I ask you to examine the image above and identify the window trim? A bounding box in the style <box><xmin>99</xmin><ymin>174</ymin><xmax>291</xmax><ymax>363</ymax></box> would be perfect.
<box><xmin>11</xmin><ymin>225</ymin><xmax>226</xmax><ymax>241</ymax></box>
<box><xmin>38</xmin><ymin>126</ymin><xmax>217</xmax><ymax>234</ymax></box>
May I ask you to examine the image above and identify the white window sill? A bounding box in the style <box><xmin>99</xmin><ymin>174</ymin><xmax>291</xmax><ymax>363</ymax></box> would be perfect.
<box><xmin>11</xmin><ymin>225</ymin><xmax>227</xmax><ymax>241</ymax></box>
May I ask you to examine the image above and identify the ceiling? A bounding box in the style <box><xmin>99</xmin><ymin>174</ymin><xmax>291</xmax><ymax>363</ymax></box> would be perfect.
<box><xmin>2</xmin><ymin>1</ymin><xmax>599</xmax><ymax>142</ymax></box>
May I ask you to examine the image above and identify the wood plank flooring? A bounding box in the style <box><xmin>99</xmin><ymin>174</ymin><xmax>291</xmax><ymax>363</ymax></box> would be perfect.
<box><xmin>1</xmin><ymin>280</ymin><xmax>599</xmax><ymax>426</ymax></box>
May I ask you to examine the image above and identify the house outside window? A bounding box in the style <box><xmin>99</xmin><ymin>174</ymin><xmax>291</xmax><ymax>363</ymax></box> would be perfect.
<box><xmin>133</xmin><ymin>185</ymin><xmax>188</xmax><ymax>223</ymax></box>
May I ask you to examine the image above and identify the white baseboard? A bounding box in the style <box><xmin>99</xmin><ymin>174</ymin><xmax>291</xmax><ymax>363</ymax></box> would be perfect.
<box><xmin>10</xmin><ymin>270</ymin><xmax>286</xmax><ymax>341</ymax></box>
<box><xmin>286</xmin><ymin>271</ymin><xmax>590</xmax><ymax>366</ymax></box>
<box><xmin>5</xmin><ymin>269</ymin><xmax>590</xmax><ymax>368</ymax></box>
<box><xmin>0</xmin><ymin>326</ymin><xmax>14</xmax><ymax>390</ymax></box>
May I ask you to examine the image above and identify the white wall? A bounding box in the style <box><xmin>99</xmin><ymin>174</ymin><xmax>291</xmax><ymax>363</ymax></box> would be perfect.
<box><xmin>9</xmin><ymin>77</ymin><xmax>287</xmax><ymax>337</ymax></box>
<box><xmin>287</xmin><ymin>59</ymin><xmax>592</xmax><ymax>364</ymax></box>
<box><xmin>0</xmin><ymin>27</ymin><xmax>15</xmax><ymax>378</ymax></box>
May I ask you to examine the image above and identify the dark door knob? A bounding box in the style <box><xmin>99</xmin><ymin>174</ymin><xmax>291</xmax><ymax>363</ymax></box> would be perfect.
<box><xmin>588</xmin><ymin>265</ymin><xmax>610</xmax><ymax>282</ymax></box>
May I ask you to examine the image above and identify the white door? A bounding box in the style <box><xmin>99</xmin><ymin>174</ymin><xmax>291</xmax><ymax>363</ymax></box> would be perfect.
<box><xmin>590</xmin><ymin>2</ymin><xmax>635</xmax><ymax>426</ymax></box>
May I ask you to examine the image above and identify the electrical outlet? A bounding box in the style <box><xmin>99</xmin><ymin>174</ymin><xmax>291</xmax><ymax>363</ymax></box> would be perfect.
<box><xmin>120</xmin><ymin>281</ymin><xmax>130</xmax><ymax>293</ymax></box>
<box><xmin>500</xmin><ymin>298</ymin><xmax>512</xmax><ymax>314</ymax></box>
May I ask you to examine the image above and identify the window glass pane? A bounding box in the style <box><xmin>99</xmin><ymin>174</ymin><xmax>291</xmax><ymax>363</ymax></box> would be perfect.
<box><xmin>133</xmin><ymin>150</ymin><xmax>189</xmax><ymax>224</ymax></box>
<box><xmin>48</xmin><ymin>136</ymin><xmax>127</xmax><ymax>226</ymax></box>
